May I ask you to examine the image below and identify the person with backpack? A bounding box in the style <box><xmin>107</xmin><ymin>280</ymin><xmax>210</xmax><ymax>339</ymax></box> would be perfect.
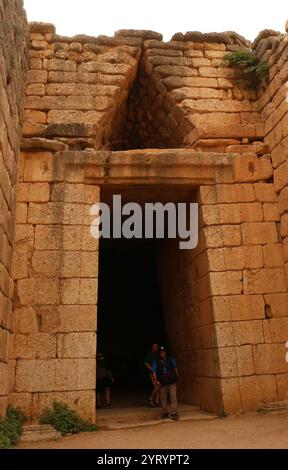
<box><xmin>152</xmin><ymin>346</ymin><xmax>180</xmax><ymax>420</ymax></box>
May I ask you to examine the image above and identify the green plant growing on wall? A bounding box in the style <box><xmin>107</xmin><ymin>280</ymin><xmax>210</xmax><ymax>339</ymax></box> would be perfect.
<box><xmin>40</xmin><ymin>401</ymin><xmax>98</xmax><ymax>436</ymax></box>
<box><xmin>0</xmin><ymin>406</ymin><xmax>27</xmax><ymax>448</ymax></box>
<box><xmin>222</xmin><ymin>50</ymin><xmax>269</xmax><ymax>90</ymax></box>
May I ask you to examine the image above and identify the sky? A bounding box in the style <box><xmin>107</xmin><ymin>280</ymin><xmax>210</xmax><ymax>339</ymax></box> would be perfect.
<box><xmin>23</xmin><ymin>0</ymin><xmax>287</xmax><ymax>42</ymax></box>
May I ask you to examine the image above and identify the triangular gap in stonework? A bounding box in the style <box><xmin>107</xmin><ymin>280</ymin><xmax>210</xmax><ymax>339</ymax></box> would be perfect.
<box><xmin>102</xmin><ymin>63</ymin><xmax>193</xmax><ymax>150</ymax></box>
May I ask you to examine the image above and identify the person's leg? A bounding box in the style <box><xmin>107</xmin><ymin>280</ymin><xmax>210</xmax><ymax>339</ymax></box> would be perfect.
<box><xmin>154</xmin><ymin>386</ymin><xmax>160</xmax><ymax>406</ymax></box>
<box><xmin>169</xmin><ymin>383</ymin><xmax>179</xmax><ymax>418</ymax></box>
<box><xmin>105</xmin><ymin>387</ymin><xmax>112</xmax><ymax>407</ymax></box>
<box><xmin>159</xmin><ymin>385</ymin><xmax>169</xmax><ymax>418</ymax></box>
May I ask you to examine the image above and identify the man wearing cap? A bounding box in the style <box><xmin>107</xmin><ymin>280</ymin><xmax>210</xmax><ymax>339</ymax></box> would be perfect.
<box><xmin>152</xmin><ymin>346</ymin><xmax>180</xmax><ymax>420</ymax></box>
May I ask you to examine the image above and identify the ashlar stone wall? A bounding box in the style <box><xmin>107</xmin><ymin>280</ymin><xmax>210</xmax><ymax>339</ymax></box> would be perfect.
<box><xmin>0</xmin><ymin>0</ymin><xmax>28</xmax><ymax>417</ymax></box>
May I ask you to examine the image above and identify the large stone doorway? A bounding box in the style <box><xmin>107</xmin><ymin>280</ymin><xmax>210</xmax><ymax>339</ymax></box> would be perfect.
<box><xmin>96</xmin><ymin>184</ymin><xmax>217</xmax><ymax>411</ymax></box>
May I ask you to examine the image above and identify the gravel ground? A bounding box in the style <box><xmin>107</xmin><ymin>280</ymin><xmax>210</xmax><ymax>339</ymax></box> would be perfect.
<box><xmin>18</xmin><ymin>412</ymin><xmax>288</xmax><ymax>449</ymax></box>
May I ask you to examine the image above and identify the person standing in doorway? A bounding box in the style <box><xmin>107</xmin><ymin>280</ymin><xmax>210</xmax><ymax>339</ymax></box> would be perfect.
<box><xmin>96</xmin><ymin>352</ymin><xmax>114</xmax><ymax>409</ymax></box>
<box><xmin>144</xmin><ymin>343</ymin><xmax>160</xmax><ymax>408</ymax></box>
<box><xmin>152</xmin><ymin>346</ymin><xmax>180</xmax><ymax>420</ymax></box>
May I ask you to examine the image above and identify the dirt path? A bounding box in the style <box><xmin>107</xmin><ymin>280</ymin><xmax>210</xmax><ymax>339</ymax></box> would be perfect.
<box><xmin>18</xmin><ymin>412</ymin><xmax>288</xmax><ymax>449</ymax></box>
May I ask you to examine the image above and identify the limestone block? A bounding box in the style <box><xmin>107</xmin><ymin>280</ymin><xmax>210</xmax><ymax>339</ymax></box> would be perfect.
<box><xmin>0</xmin><ymin>362</ymin><xmax>9</xmax><ymax>396</ymax></box>
<box><xmin>228</xmin><ymin>295</ymin><xmax>265</xmax><ymax>321</ymax></box>
<box><xmin>236</xmin><ymin>345</ymin><xmax>255</xmax><ymax>376</ymax></box>
<box><xmin>239</xmin><ymin>376</ymin><xmax>262</xmax><ymax>412</ymax></box>
<box><xmin>34</xmin><ymin>279</ymin><xmax>60</xmax><ymax>305</ymax></box>
<box><xmin>257</xmin><ymin>375</ymin><xmax>278</xmax><ymax>404</ymax></box>
<box><xmin>203</xmin><ymin>225</ymin><xmax>242</xmax><ymax>249</ymax></box>
<box><xmin>278</xmin><ymin>186</ymin><xmax>288</xmax><ymax>215</ymax></box>
<box><xmin>60</xmin><ymin>279</ymin><xmax>80</xmax><ymax>305</ymax></box>
<box><xmin>263</xmin><ymin>243</ymin><xmax>284</xmax><ymax>267</ymax></box>
<box><xmin>14</xmin><ymin>307</ymin><xmax>39</xmax><ymax>334</ymax></box>
<box><xmin>13</xmin><ymin>249</ymin><xmax>28</xmax><ymax>280</ymax></box>
<box><xmin>15</xmin><ymin>359</ymin><xmax>56</xmax><ymax>392</ymax></box>
<box><xmin>209</xmin><ymin>271</ymin><xmax>243</xmax><ymax>296</ymax></box>
<box><xmin>23</xmin><ymin>152</ymin><xmax>54</xmax><ymax>182</ymax></box>
<box><xmin>215</xmin><ymin>323</ymin><xmax>235</xmax><ymax>347</ymax></box>
<box><xmin>13</xmin><ymin>334</ymin><xmax>56</xmax><ymax>359</ymax></box>
<box><xmin>274</xmin><ymin>161</ymin><xmax>288</xmax><ymax>193</ymax></box>
<box><xmin>264</xmin><ymin>293</ymin><xmax>288</xmax><ymax>318</ymax></box>
<box><xmin>263</xmin><ymin>203</ymin><xmax>280</xmax><ymax>222</ymax></box>
<box><xmin>243</xmin><ymin>268</ymin><xmax>287</xmax><ymax>294</ymax></box>
<box><xmin>44</xmin><ymin>59</ymin><xmax>77</xmax><ymax>72</ymax></box>
<box><xmin>54</xmin><ymin>359</ymin><xmax>96</xmax><ymax>391</ymax></box>
<box><xmin>263</xmin><ymin>318</ymin><xmax>288</xmax><ymax>343</ymax></box>
<box><xmin>26</xmin><ymin>84</ymin><xmax>45</xmax><ymax>96</ymax></box>
<box><xmin>31</xmin><ymin>251</ymin><xmax>61</xmax><ymax>277</ymax></box>
<box><xmin>206</xmin><ymin>247</ymin><xmax>244</xmax><ymax>271</ymax></box>
<box><xmin>254</xmin><ymin>183</ymin><xmax>277</xmax><ymax>203</ymax></box>
<box><xmin>35</xmin><ymin>225</ymin><xmax>62</xmax><ymax>250</ymax></box>
<box><xmin>276</xmin><ymin>373</ymin><xmax>288</xmax><ymax>401</ymax></box>
<box><xmin>242</xmin><ymin>222</ymin><xmax>278</xmax><ymax>245</ymax></box>
<box><xmin>280</xmin><ymin>213</ymin><xmax>288</xmax><ymax>238</ymax></box>
<box><xmin>218</xmin><ymin>347</ymin><xmax>238</xmax><ymax>377</ymax></box>
<box><xmin>199</xmin><ymin>67</ymin><xmax>235</xmax><ymax>78</ymax></box>
<box><xmin>39</xmin><ymin>305</ymin><xmax>96</xmax><ymax>333</ymax></box>
<box><xmin>234</xmin><ymin>155</ymin><xmax>273</xmax><ymax>183</ymax></box>
<box><xmin>216</xmin><ymin>184</ymin><xmax>255</xmax><ymax>203</ymax></box>
<box><xmin>233</xmin><ymin>320</ymin><xmax>264</xmax><ymax>345</ymax></box>
<box><xmin>17</xmin><ymin>183</ymin><xmax>50</xmax><ymax>203</ymax></box>
<box><xmin>81</xmin><ymin>252</ymin><xmax>99</xmax><ymax>278</ymax></box>
<box><xmin>22</xmin><ymin>122</ymin><xmax>46</xmax><ymax>137</ymax></box>
<box><xmin>204</xmin><ymin>50</ymin><xmax>227</xmax><ymax>59</ymax></box>
<box><xmin>243</xmin><ymin>245</ymin><xmax>264</xmax><ymax>269</ymax></box>
<box><xmin>16</xmin><ymin>279</ymin><xmax>35</xmax><ymax>306</ymax></box>
<box><xmin>220</xmin><ymin>378</ymin><xmax>242</xmax><ymax>414</ymax></box>
<box><xmin>253</xmin><ymin>344</ymin><xmax>288</xmax><ymax>375</ymax></box>
<box><xmin>80</xmin><ymin>279</ymin><xmax>98</xmax><ymax>305</ymax></box>
<box><xmin>47</xmin><ymin>110</ymin><xmax>103</xmax><ymax>124</ymax></box>
<box><xmin>24</xmin><ymin>110</ymin><xmax>47</xmax><ymax>125</ymax></box>
<box><xmin>27</xmin><ymin>70</ymin><xmax>48</xmax><ymax>84</ymax></box>
<box><xmin>15</xmin><ymin>203</ymin><xmax>27</xmax><ymax>224</ymax></box>
<box><xmin>31</xmin><ymin>40</ymin><xmax>48</xmax><ymax>50</ymax></box>
<box><xmin>183</xmin><ymin>77</ymin><xmax>218</xmax><ymax>87</ymax></box>
<box><xmin>57</xmin><ymin>333</ymin><xmax>96</xmax><ymax>358</ymax></box>
<box><xmin>51</xmin><ymin>183</ymin><xmax>100</xmax><ymax>204</ymax></box>
<box><xmin>29</xmin><ymin>58</ymin><xmax>43</xmax><ymax>70</ymax></box>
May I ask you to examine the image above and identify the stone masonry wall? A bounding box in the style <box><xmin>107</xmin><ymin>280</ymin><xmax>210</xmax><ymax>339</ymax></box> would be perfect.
<box><xmin>10</xmin><ymin>150</ymin><xmax>99</xmax><ymax>421</ymax></box>
<box><xmin>0</xmin><ymin>0</ymin><xmax>28</xmax><ymax>417</ymax></box>
<box><xmin>23</xmin><ymin>25</ymin><xmax>267</xmax><ymax>153</ymax></box>
<box><xmin>157</xmin><ymin>151</ymin><xmax>288</xmax><ymax>414</ymax></box>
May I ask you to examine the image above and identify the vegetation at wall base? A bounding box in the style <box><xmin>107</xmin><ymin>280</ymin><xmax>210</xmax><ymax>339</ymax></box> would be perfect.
<box><xmin>223</xmin><ymin>51</ymin><xmax>269</xmax><ymax>90</ymax></box>
<box><xmin>0</xmin><ymin>406</ymin><xmax>27</xmax><ymax>449</ymax></box>
<box><xmin>40</xmin><ymin>401</ymin><xmax>98</xmax><ymax>436</ymax></box>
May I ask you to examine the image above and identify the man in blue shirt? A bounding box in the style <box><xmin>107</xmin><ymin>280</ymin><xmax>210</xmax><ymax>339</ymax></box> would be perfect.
<box><xmin>152</xmin><ymin>346</ymin><xmax>180</xmax><ymax>420</ymax></box>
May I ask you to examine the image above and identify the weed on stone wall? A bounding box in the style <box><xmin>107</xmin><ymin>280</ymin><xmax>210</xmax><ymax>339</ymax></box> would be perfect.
<box><xmin>222</xmin><ymin>50</ymin><xmax>269</xmax><ymax>90</ymax></box>
<box><xmin>40</xmin><ymin>401</ymin><xmax>98</xmax><ymax>436</ymax></box>
<box><xmin>0</xmin><ymin>406</ymin><xmax>27</xmax><ymax>448</ymax></box>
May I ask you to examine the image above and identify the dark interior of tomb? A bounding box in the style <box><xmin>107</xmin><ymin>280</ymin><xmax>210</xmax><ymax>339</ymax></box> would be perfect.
<box><xmin>97</xmin><ymin>238</ymin><xmax>167</xmax><ymax>408</ymax></box>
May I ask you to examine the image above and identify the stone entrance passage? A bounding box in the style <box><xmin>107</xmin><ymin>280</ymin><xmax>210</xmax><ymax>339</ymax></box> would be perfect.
<box><xmin>97</xmin><ymin>185</ymin><xmax>196</xmax><ymax>408</ymax></box>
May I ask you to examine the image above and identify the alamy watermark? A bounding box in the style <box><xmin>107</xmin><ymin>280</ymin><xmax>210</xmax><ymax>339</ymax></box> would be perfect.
<box><xmin>90</xmin><ymin>195</ymin><xmax>199</xmax><ymax>250</ymax></box>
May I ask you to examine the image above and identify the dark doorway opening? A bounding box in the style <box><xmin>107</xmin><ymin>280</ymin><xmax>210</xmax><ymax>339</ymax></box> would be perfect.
<box><xmin>97</xmin><ymin>238</ymin><xmax>167</xmax><ymax>408</ymax></box>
